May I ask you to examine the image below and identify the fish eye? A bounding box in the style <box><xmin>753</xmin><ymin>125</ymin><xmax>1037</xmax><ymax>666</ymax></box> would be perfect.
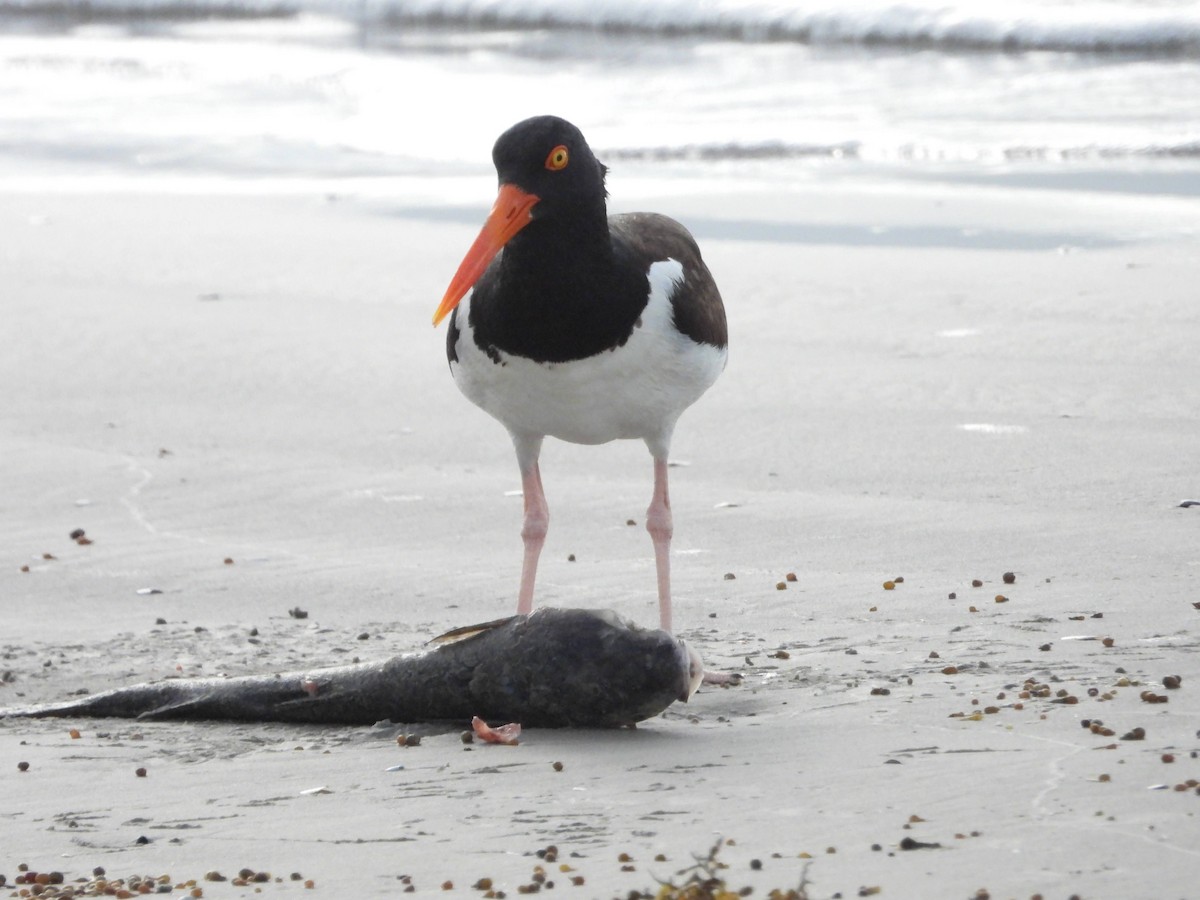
<box><xmin>544</xmin><ymin>145</ymin><xmax>569</xmax><ymax>171</ymax></box>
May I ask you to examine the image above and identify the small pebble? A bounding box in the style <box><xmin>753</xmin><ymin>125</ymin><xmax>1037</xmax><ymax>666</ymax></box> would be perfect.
<box><xmin>136</xmin><ymin>767</ymin><xmax>147</xmax><ymax>777</ymax></box>
<box><xmin>971</xmin><ymin>579</ymin><xmax>983</xmax><ymax>587</ymax></box>
<box><xmin>18</xmin><ymin>761</ymin><xmax>29</xmax><ymax>772</ymax></box>
<box><xmin>1002</xmin><ymin>572</ymin><xmax>1015</xmax><ymax>584</ymax></box>
<box><xmin>552</xmin><ymin>761</ymin><xmax>564</xmax><ymax>772</ymax></box>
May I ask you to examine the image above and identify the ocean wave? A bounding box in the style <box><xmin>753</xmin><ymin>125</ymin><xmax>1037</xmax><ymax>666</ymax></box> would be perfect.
<box><xmin>0</xmin><ymin>0</ymin><xmax>292</xmax><ymax>20</ymax></box>
<box><xmin>366</xmin><ymin>0</ymin><xmax>1200</xmax><ymax>56</ymax></box>
<box><xmin>600</xmin><ymin>139</ymin><xmax>1200</xmax><ymax>164</ymax></box>
<box><xmin>4</xmin><ymin>0</ymin><xmax>1200</xmax><ymax>56</ymax></box>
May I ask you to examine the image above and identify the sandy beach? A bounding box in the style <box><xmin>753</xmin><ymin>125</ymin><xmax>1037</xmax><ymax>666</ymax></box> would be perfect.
<box><xmin>3</xmin><ymin>173</ymin><xmax>1199</xmax><ymax>899</ymax></box>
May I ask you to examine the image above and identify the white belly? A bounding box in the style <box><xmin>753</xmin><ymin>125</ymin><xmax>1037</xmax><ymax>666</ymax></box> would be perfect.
<box><xmin>450</xmin><ymin>259</ymin><xmax>726</xmax><ymax>449</ymax></box>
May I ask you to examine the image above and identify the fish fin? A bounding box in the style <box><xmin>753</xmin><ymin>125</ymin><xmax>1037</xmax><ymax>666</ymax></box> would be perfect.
<box><xmin>428</xmin><ymin>615</ymin><xmax>520</xmax><ymax>646</ymax></box>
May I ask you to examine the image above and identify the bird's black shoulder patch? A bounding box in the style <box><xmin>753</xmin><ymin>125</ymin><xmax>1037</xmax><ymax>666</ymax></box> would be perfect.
<box><xmin>609</xmin><ymin>213</ymin><xmax>727</xmax><ymax>350</ymax></box>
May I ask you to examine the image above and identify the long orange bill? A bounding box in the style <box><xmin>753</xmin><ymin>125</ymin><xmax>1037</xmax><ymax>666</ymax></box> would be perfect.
<box><xmin>432</xmin><ymin>183</ymin><xmax>540</xmax><ymax>326</ymax></box>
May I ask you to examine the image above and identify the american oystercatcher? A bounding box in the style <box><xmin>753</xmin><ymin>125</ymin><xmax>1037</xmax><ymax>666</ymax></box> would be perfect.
<box><xmin>433</xmin><ymin>115</ymin><xmax>727</xmax><ymax>635</ymax></box>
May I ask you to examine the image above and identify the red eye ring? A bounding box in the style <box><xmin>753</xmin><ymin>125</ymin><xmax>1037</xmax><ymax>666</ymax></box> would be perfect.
<box><xmin>545</xmin><ymin>145</ymin><xmax>569</xmax><ymax>171</ymax></box>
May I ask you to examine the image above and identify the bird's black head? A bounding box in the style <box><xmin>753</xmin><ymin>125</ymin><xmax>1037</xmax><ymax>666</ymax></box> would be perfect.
<box><xmin>492</xmin><ymin>115</ymin><xmax>608</xmax><ymax>220</ymax></box>
<box><xmin>431</xmin><ymin>116</ymin><xmax>612</xmax><ymax>329</ymax></box>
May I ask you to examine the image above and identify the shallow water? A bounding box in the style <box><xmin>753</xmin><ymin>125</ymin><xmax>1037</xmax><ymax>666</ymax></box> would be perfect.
<box><xmin>1</xmin><ymin>0</ymin><xmax>1198</xmax><ymax>195</ymax></box>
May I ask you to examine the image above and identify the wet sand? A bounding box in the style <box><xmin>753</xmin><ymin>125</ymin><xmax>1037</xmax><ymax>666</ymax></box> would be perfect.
<box><xmin>3</xmin><ymin>175</ymin><xmax>1199</xmax><ymax>898</ymax></box>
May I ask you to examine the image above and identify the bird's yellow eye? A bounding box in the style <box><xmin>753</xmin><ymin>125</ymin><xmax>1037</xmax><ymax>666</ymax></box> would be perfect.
<box><xmin>545</xmin><ymin>145</ymin><xmax>569</xmax><ymax>171</ymax></box>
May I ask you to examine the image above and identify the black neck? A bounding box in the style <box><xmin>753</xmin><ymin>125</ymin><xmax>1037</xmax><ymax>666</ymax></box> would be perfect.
<box><xmin>467</xmin><ymin>211</ymin><xmax>649</xmax><ymax>364</ymax></box>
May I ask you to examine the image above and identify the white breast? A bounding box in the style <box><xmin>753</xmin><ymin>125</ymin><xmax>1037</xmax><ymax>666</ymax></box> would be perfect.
<box><xmin>450</xmin><ymin>259</ymin><xmax>726</xmax><ymax>454</ymax></box>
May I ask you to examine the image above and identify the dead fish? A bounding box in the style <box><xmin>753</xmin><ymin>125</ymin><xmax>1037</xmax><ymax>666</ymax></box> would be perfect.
<box><xmin>1</xmin><ymin>608</ymin><xmax>703</xmax><ymax>728</ymax></box>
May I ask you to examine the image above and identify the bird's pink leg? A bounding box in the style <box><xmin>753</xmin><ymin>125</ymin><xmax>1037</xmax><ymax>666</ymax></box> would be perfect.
<box><xmin>646</xmin><ymin>457</ymin><xmax>674</xmax><ymax>633</ymax></box>
<box><xmin>648</xmin><ymin>456</ymin><xmax>740</xmax><ymax>686</ymax></box>
<box><xmin>517</xmin><ymin>462</ymin><xmax>549</xmax><ymax>615</ymax></box>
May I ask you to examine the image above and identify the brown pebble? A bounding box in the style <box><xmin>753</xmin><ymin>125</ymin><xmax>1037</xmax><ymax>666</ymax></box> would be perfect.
<box><xmin>882</xmin><ymin>581</ymin><xmax>895</xmax><ymax>590</ymax></box>
<box><xmin>971</xmin><ymin>579</ymin><xmax>983</xmax><ymax>588</ymax></box>
<box><xmin>570</xmin><ymin>876</ymin><xmax>585</xmax><ymax>887</ymax></box>
<box><xmin>894</xmin><ymin>576</ymin><xmax>904</xmax><ymax>584</ymax></box>
<box><xmin>626</xmin><ymin>519</ymin><xmax>636</xmax><ymax>526</ymax></box>
<box><xmin>443</xmin><ymin>882</ymin><xmax>454</xmax><ymax>890</ymax></box>
<box><xmin>19</xmin><ymin>564</ymin><xmax>30</xmax><ymax>572</ymax></box>
<box><xmin>1162</xmin><ymin>753</ymin><xmax>1175</xmax><ymax>763</ymax></box>
<box><xmin>942</xmin><ymin>666</ymin><xmax>958</xmax><ymax>675</ymax></box>
<box><xmin>461</xmin><ymin>731</ymin><xmax>474</xmax><ymax>744</ymax></box>
<box><xmin>1163</xmin><ymin>675</ymin><xmax>1182</xmax><ymax>689</ymax></box>
<box><xmin>223</xmin><ymin>557</ymin><xmax>234</xmax><ymax>565</ymax></box>
<box><xmin>994</xmin><ymin>595</ymin><xmax>1008</xmax><ymax>603</ymax></box>
<box><xmin>18</xmin><ymin>761</ymin><xmax>30</xmax><ymax>771</ymax></box>
<box><xmin>1120</xmin><ymin>727</ymin><xmax>1146</xmax><ymax>741</ymax></box>
<box><xmin>618</xmin><ymin>853</ymin><xmax>633</xmax><ymax>863</ymax></box>
<box><xmin>552</xmin><ymin>761</ymin><xmax>564</xmax><ymax>772</ymax></box>
<box><xmin>474</xmin><ymin>878</ymin><xmax>494</xmax><ymax>891</ymax></box>
<box><xmin>1102</xmin><ymin>637</ymin><xmax>1115</xmax><ymax>647</ymax></box>
<box><xmin>69</xmin><ymin>728</ymin><xmax>81</xmax><ymax>739</ymax></box>
<box><xmin>723</xmin><ymin>572</ymin><xmax>735</xmax><ymax>580</ymax></box>
<box><xmin>776</xmin><ymin>581</ymin><xmax>787</xmax><ymax>590</ymax></box>
<box><xmin>969</xmin><ymin>606</ymin><xmax>978</xmax><ymax>613</ymax></box>
<box><xmin>928</xmin><ymin>651</ymin><xmax>940</xmax><ymax>659</ymax></box>
<box><xmin>305</xmin><ymin>880</ymin><xmax>315</xmax><ymax>889</ymax></box>
<box><xmin>948</xmin><ymin>592</ymin><xmax>956</xmax><ymax>599</ymax></box>
<box><xmin>1039</xmin><ymin>643</ymin><xmax>1052</xmax><ymax>652</ymax></box>
<box><xmin>785</xmin><ymin>572</ymin><xmax>797</xmax><ymax>582</ymax></box>
<box><xmin>135</xmin><ymin>767</ymin><xmax>147</xmax><ymax>777</ymax></box>
<box><xmin>567</xmin><ymin>553</ymin><xmax>575</xmax><ymax>562</ymax></box>
<box><xmin>1002</xmin><ymin>572</ymin><xmax>1015</xmax><ymax>584</ymax></box>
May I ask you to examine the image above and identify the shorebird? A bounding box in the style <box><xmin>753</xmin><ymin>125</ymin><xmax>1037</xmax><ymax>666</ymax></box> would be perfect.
<box><xmin>433</xmin><ymin>115</ymin><xmax>727</xmax><ymax>635</ymax></box>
